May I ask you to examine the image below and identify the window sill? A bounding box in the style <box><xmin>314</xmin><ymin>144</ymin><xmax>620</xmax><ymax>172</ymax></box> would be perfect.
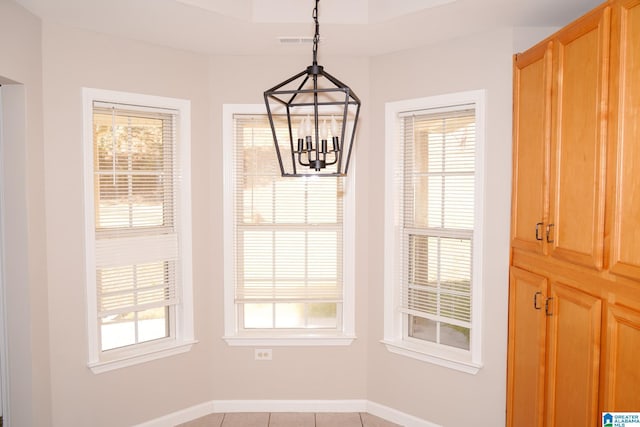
<box><xmin>381</xmin><ymin>339</ymin><xmax>482</xmax><ymax>375</ymax></box>
<box><xmin>88</xmin><ymin>339</ymin><xmax>198</xmax><ymax>374</ymax></box>
<box><xmin>224</xmin><ymin>333</ymin><xmax>356</xmax><ymax>347</ymax></box>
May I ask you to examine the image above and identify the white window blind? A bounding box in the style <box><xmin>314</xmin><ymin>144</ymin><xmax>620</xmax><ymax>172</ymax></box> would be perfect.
<box><xmin>92</xmin><ymin>103</ymin><xmax>179</xmax><ymax>351</ymax></box>
<box><xmin>399</xmin><ymin>106</ymin><xmax>476</xmax><ymax>351</ymax></box>
<box><xmin>233</xmin><ymin>114</ymin><xmax>344</xmax><ymax>331</ymax></box>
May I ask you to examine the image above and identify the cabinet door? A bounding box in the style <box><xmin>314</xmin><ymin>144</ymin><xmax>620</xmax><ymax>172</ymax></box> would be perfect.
<box><xmin>549</xmin><ymin>6</ymin><xmax>610</xmax><ymax>269</ymax></box>
<box><xmin>545</xmin><ymin>282</ymin><xmax>602</xmax><ymax>427</ymax></box>
<box><xmin>511</xmin><ymin>43</ymin><xmax>552</xmax><ymax>255</ymax></box>
<box><xmin>602</xmin><ymin>304</ymin><xmax>640</xmax><ymax>411</ymax></box>
<box><xmin>609</xmin><ymin>0</ymin><xmax>640</xmax><ymax>281</ymax></box>
<box><xmin>506</xmin><ymin>267</ymin><xmax>548</xmax><ymax>427</ymax></box>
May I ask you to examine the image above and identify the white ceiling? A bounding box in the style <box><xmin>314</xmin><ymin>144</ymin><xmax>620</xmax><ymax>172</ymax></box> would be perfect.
<box><xmin>174</xmin><ymin>0</ymin><xmax>458</xmax><ymax>24</ymax></box>
<box><xmin>13</xmin><ymin>0</ymin><xmax>603</xmax><ymax>56</ymax></box>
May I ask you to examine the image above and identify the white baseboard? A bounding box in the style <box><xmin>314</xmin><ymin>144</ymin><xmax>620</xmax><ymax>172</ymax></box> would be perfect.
<box><xmin>366</xmin><ymin>401</ymin><xmax>442</xmax><ymax>427</ymax></box>
<box><xmin>133</xmin><ymin>400</ymin><xmax>442</xmax><ymax>427</ymax></box>
<box><xmin>134</xmin><ymin>400</ymin><xmax>217</xmax><ymax>427</ymax></box>
<box><xmin>212</xmin><ymin>399</ymin><xmax>369</xmax><ymax>414</ymax></box>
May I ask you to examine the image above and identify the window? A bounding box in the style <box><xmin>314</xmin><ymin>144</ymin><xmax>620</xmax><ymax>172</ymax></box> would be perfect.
<box><xmin>83</xmin><ymin>88</ymin><xmax>194</xmax><ymax>373</ymax></box>
<box><xmin>383</xmin><ymin>90</ymin><xmax>485</xmax><ymax>373</ymax></box>
<box><xmin>223</xmin><ymin>105</ymin><xmax>355</xmax><ymax>346</ymax></box>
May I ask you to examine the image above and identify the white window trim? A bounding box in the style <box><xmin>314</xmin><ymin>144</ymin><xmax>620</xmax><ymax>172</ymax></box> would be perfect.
<box><xmin>82</xmin><ymin>88</ymin><xmax>196</xmax><ymax>373</ymax></box>
<box><xmin>222</xmin><ymin>104</ymin><xmax>356</xmax><ymax>346</ymax></box>
<box><xmin>383</xmin><ymin>90</ymin><xmax>485</xmax><ymax>374</ymax></box>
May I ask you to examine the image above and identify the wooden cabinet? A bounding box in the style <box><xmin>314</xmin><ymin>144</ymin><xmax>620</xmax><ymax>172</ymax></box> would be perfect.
<box><xmin>507</xmin><ymin>268</ymin><xmax>602</xmax><ymax>427</ymax></box>
<box><xmin>608</xmin><ymin>0</ymin><xmax>640</xmax><ymax>281</ymax></box>
<box><xmin>511</xmin><ymin>5</ymin><xmax>610</xmax><ymax>270</ymax></box>
<box><xmin>511</xmin><ymin>43</ymin><xmax>552</xmax><ymax>256</ymax></box>
<box><xmin>508</xmin><ymin>1</ymin><xmax>640</xmax><ymax>426</ymax></box>
<box><xmin>506</xmin><ymin>267</ymin><xmax>547</xmax><ymax>427</ymax></box>
<box><xmin>544</xmin><ymin>282</ymin><xmax>602</xmax><ymax>426</ymax></box>
<box><xmin>548</xmin><ymin>7</ymin><xmax>610</xmax><ymax>270</ymax></box>
<box><xmin>602</xmin><ymin>304</ymin><xmax>640</xmax><ymax>411</ymax></box>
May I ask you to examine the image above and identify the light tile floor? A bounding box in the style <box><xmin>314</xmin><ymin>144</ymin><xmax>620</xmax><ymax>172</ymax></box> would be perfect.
<box><xmin>176</xmin><ymin>412</ymin><xmax>402</xmax><ymax>427</ymax></box>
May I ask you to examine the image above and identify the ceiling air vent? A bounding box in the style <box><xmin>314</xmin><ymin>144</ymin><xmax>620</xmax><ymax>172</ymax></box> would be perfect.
<box><xmin>278</xmin><ymin>36</ymin><xmax>319</xmax><ymax>45</ymax></box>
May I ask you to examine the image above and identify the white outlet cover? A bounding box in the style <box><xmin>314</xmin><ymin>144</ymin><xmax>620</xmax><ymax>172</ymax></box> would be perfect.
<box><xmin>255</xmin><ymin>349</ymin><xmax>273</xmax><ymax>360</ymax></box>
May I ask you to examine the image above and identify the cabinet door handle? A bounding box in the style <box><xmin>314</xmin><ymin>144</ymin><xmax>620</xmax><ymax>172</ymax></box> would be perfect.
<box><xmin>545</xmin><ymin>297</ymin><xmax>554</xmax><ymax>316</ymax></box>
<box><xmin>535</xmin><ymin>222</ymin><xmax>544</xmax><ymax>241</ymax></box>
<box><xmin>533</xmin><ymin>291</ymin><xmax>543</xmax><ymax>310</ymax></box>
<box><xmin>546</xmin><ymin>224</ymin><xmax>555</xmax><ymax>243</ymax></box>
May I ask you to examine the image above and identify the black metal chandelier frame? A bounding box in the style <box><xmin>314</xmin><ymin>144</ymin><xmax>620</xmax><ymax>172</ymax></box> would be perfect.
<box><xmin>263</xmin><ymin>0</ymin><xmax>361</xmax><ymax>177</ymax></box>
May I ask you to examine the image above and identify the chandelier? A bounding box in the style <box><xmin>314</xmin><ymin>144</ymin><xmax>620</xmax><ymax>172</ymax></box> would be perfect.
<box><xmin>263</xmin><ymin>0</ymin><xmax>361</xmax><ymax>177</ymax></box>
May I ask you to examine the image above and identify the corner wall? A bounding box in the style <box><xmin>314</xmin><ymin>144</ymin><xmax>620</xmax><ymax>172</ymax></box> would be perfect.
<box><xmin>0</xmin><ymin>0</ymin><xmax>51</xmax><ymax>425</ymax></box>
<box><xmin>207</xmin><ymin>54</ymin><xmax>370</xmax><ymax>402</ymax></box>
<box><xmin>5</xmin><ymin>2</ymin><xmax>561</xmax><ymax>424</ymax></box>
<box><xmin>39</xmin><ymin>18</ymin><xmax>373</xmax><ymax>423</ymax></box>
<box><xmin>366</xmin><ymin>29</ymin><xmax>515</xmax><ymax>426</ymax></box>
<box><xmin>40</xmin><ymin>22</ymin><xmax>214</xmax><ymax>426</ymax></box>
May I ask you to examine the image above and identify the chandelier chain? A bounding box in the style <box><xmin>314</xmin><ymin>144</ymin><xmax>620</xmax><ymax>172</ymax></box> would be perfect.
<box><xmin>312</xmin><ymin>0</ymin><xmax>320</xmax><ymax>64</ymax></box>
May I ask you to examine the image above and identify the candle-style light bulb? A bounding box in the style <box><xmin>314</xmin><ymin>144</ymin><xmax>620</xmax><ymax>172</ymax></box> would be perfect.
<box><xmin>320</xmin><ymin>120</ymin><xmax>328</xmax><ymax>153</ymax></box>
<box><xmin>305</xmin><ymin>115</ymin><xmax>312</xmax><ymax>138</ymax></box>
<box><xmin>330</xmin><ymin>115</ymin><xmax>340</xmax><ymax>152</ymax></box>
<box><xmin>297</xmin><ymin>119</ymin><xmax>305</xmax><ymax>152</ymax></box>
<box><xmin>304</xmin><ymin>115</ymin><xmax>313</xmax><ymax>151</ymax></box>
<box><xmin>330</xmin><ymin>115</ymin><xmax>340</xmax><ymax>137</ymax></box>
<box><xmin>321</xmin><ymin>120</ymin><xmax>329</xmax><ymax>140</ymax></box>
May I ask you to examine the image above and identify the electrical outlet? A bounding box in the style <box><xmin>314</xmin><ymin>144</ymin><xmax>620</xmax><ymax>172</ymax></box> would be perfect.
<box><xmin>254</xmin><ymin>349</ymin><xmax>272</xmax><ymax>361</ymax></box>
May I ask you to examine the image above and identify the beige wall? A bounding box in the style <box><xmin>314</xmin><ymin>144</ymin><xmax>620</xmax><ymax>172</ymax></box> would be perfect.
<box><xmin>40</xmin><ymin>21</ymin><xmax>371</xmax><ymax>426</ymax></box>
<box><xmin>0</xmin><ymin>0</ymin><xmax>51</xmax><ymax>425</ymax></box>
<box><xmin>2</xmin><ymin>1</ymin><xmax>558</xmax><ymax>425</ymax></box>
<box><xmin>366</xmin><ymin>29</ymin><xmax>515</xmax><ymax>426</ymax></box>
<box><xmin>208</xmin><ymin>54</ymin><xmax>370</xmax><ymax>401</ymax></box>
<box><xmin>40</xmin><ymin>22</ymin><xmax>214</xmax><ymax>426</ymax></box>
